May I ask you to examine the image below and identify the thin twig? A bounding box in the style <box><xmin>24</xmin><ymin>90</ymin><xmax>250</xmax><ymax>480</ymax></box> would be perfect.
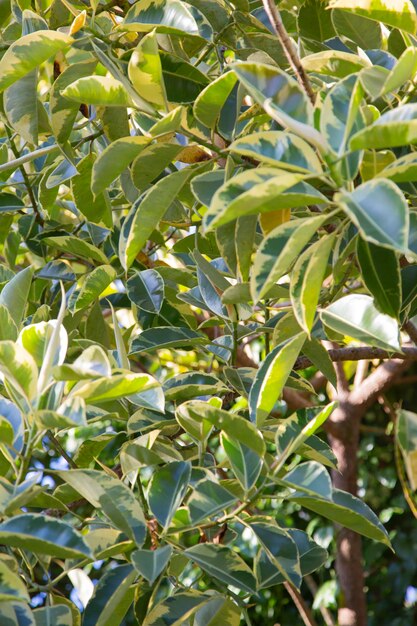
<box><xmin>46</xmin><ymin>430</ymin><xmax>78</xmax><ymax>469</ymax></box>
<box><xmin>261</xmin><ymin>0</ymin><xmax>315</xmax><ymax>104</ymax></box>
<box><xmin>305</xmin><ymin>575</ymin><xmax>336</xmax><ymax>626</ymax></box>
<box><xmin>284</xmin><ymin>582</ymin><xmax>318</xmax><ymax>626</ymax></box>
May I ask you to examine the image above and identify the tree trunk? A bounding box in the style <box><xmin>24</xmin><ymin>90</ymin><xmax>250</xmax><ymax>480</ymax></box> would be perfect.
<box><xmin>328</xmin><ymin>404</ymin><xmax>367</xmax><ymax>626</ymax></box>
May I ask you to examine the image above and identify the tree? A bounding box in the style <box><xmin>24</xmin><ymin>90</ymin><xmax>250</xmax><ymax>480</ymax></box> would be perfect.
<box><xmin>1</xmin><ymin>0</ymin><xmax>417</xmax><ymax>624</ymax></box>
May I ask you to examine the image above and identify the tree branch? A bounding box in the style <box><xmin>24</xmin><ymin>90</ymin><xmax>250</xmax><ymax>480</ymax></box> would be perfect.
<box><xmin>261</xmin><ymin>0</ymin><xmax>316</xmax><ymax>104</ymax></box>
<box><xmin>295</xmin><ymin>345</ymin><xmax>417</xmax><ymax>371</ymax></box>
<box><xmin>284</xmin><ymin>582</ymin><xmax>318</xmax><ymax>626</ymax></box>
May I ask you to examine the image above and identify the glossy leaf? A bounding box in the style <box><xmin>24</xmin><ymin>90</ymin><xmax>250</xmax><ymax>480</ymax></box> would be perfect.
<box><xmin>290</xmin><ymin>234</ymin><xmax>334</xmax><ymax>334</ymax></box>
<box><xmin>0</xmin><ymin>514</ymin><xmax>93</xmax><ymax>558</ymax></box>
<box><xmin>335</xmin><ymin>179</ymin><xmax>409</xmax><ymax>253</ymax></box>
<box><xmin>357</xmin><ymin>239</ymin><xmax>401</xmax><ymax>319</ymax></box>
<box><xmin>328</xmin><ymin>0</ymin><xmax>417</xmax><ymax>34</ymax></box>
<box><xmin>185</xmin><ymin>544</ymin><xmax>257</xmax><ymax>594</ymax></box>
<box><xmin>229</xmin><ymin>131</ymin><xmax>322</xmax><ymax>174</ymax></box>
<box><xmin>127</xmin><ymin>269</ymin><xmax>165</xmax><ymax>314</ymax></box>
<box><xmin>120</xmin><ymin>168</ymin><xmax>193</xmax><ymax>270</ymax></box>
<box><xmin>62</xmin><ymin>76</ymin><xmax>133</xmax><ymax>107</ymax></box>
<box><xmin>251</xmin><ymin>214</ymin><xmax>329</xmax><ymax>301</ymax></box>
<box><xmin>132</xmin><ymin>546</ymin><xmax>172</xmax><ymax>584</ymax></box>
<box><xmin>249</xmin><ymin>333</ymin><xmax>306</xmax><ymax>425</ymax></box>
<box><xmin>148</xmin><ymin>460</ymin><xmax>191</xmax><ymax>529</ymax></box>
<box><xmin>0</xmin><ymin>31</ymin><xmax>71</xmax><ymax>92</ymax></box>
<box><xmin>320</xmin><ymin>294</ymin><xmax>400</xmax><ymax>351</ymax></box>
<box><xmin>91</xmin><ymin>136</ymin><xmax>150</xmax><ymax>197</ymax></box>
<box><xmin>83</xmin><ymin>564</ymin><xmax>136</xmax><ymax>626</ymax></box>
<box><xmin>128</xmin><ymin>30</ymin><xmax>167</xmax><ymax>106</ymax></box>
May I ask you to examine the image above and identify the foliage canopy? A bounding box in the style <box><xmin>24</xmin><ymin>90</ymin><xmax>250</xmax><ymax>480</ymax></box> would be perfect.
<box><xmin>1</xmin><ymin>0</ymin><xmax>417</xmax><ymax>624</ymax></box>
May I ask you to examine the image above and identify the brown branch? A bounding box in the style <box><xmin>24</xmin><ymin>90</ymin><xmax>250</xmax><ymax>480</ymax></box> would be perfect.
<box><xmin>403</xmin><ymin>320</ymin><xmax>417</xmax><ymax>346</ymax></box>
<box><xmin>284</xmin><ymin>582</ymin><xmax>318</xmax><ymax>626</ymax></box>
<box><xmin>325</xmin><ymin>357</ymin><xmax>411</xmax><ymax>626</ymax></box>
<box><xmin>305</xmin><ymin>575</ymin><xmax>336</xmax><ymax>626</ymax></box>
<box><xmin>261</xmin><ymin>0</ymin><xmax>316</xmax><ymax>104</ymax></box>
<box><xmin>295</xmin><ymin>346</ymin><xmax>417</xmax><ymax>371</ymax></box>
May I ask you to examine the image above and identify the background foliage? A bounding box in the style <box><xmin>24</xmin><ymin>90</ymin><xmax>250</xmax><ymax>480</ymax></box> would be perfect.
<box><xmin>2</xmin><ymin>0</ymin><xmax>417</xmax><ymax>624</ymax></box>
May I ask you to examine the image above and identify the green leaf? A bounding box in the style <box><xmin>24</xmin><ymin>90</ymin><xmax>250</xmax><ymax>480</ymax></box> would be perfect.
<box><xmin>249</xmin><ymin>333</ymin><xmax>306</xmax><ymax>426</ymax></box>
<box><xmin>165</xmin><ymin>372</ymin><xmax>226</xmax><ymax>402</ymax></box>
<box><xmin>185</xmin><ymin>544</ymin><xmax>257</xmax><ymax>594</ymax></box>
<box><xmin>0</xmin><ymin>266</ymin><xmax>33</xmax><ymax>327</ymax></box>
<box><xmin>131</xmin><ymin>142</ymin><xmax>183</xmax><ymax>190</ymax></box>
<box><xmin>331</xmin><ymin>9</ymin><xmax>382</xmax><ymax>49</ymax></box>
<box><xmin>4</xmin><ymin>71</ymin><xmax>39</xmax><ymax>144</ymax></box>
<box><xmin>123</xmin><ymin>0</ymin><xmax>199</xmax><ymax>35</ymax></box>
<box><xmin>357</xmin><ymin>239</ymin><xmax>401</xmax><ymax>319</ymax></box>
<box><xmin>350</xmin><ymin>104</ymin><xmax>417</xmax><ymax>149</ymax></box>
<box><xmin>194</xmin><ymin>597</ymin><xmax>241</xmax><ymax>626</ymax></box>
<box><xmin>0</xmin><ymin>513</ymin><xmax>93</xmax><ymax>558</ymax></box>
<box><xmin>91</xmin><ymin>136</ymin><xmax>150</xmax><ymax>197</ymax></box>
<box><xmin>377</xmin><ymin>152</ymin><xmax>417</xmax><ymax>182</ymax></box>
<box><xmin>233</xmin><ymin>62</ymin><xmax>313</xmax><ymax>126</ymax></box>
<box><xmin>142</xmin><ymin>591</ymin><xmax>211</xmax><ymax>626</ymax></box>
<box><xmin>203</xmin><ymin>168</ymin><xmax>324</xmax><ymax>231</ymax></box>
<box><xmin>298</xmin><ymin>0</ymin><xmax>335</xmax><ymax>41</ymax></box>
<box><xmin>0</xmin><ymin>602</ymin><xmax>35</xmax><ymax>626</ymax></box>
<box><xmin>128</xmin><ymin>30</ymin><xmax>167</xmax><ymax>106</ymax></box>
<box><xmin>70</xmin><ymin>371</ymin><xmax>158</xmax><ymax>403</ymax></box>
<box><xmin>148</xmin><ymin>460</ymin><xmax>191</xmax><ymax>529</ymax></box>
<box><xmin>127</xmin><ymin>269</ymin><xmax>165</xmax><ymax>314</ymax></box>
<box><xmin>396</xmin><ymin>410</ymin><xmax>417</xmax><ymax>490</ymax></box>
<box><xmin>320</xmin><ymin>74</ymin><xmax>364</xmax><ymax>158</ymax></box>
<box><xmin>177</xmin><ymin>401</ymin><xmax>266</xmax><ymax>455</ymax></box>
<box><xmin>70</xmin><ymin>265</ymin><xmax>116</xmax><ymax>313</ymax></box>
<box><xmin>71</xmin><ymin>153</ymin><xmax>113</xmax><ymax>228</ymax></box>
<box><xmin>275</xmin><ymin>404</ymin><xmax>337</xmax><ymax>471</ymax></box>
<box><xmin>42</xmin><ymin>236</ymin><xmax>108</xmax><ymax>264</ymax></box>
<box><xmin>62</xmin><ymin>76</ymin><xmax>133</xmax><ymax>107</ymax></box>
<box><xmin>132</xmin><ymin>546</ymin><xmax>172</xmax><ymax>584</ymax></box>
<box><xmin>83</xmin><ymin>564</ymin><xmax>136</xmax><ymax>626</ymax></box>
<box><xmin>328</xmin><ymin>0</ymin><xmax>417</xmax><ymax>34</ymax></box>
<box><xmin>279</xmin><ymin>461</ymin><xmax>333</xmax><ymax>500</ymax></box>
<box><xmin>222</xmin><ymin>433</ymin><xmax>263</xmax><ymax>491</ymax></box>
<box><xmin>302</xmin><ymin>339</ymin><xmax>337</xmax><ymax>388</ymax></box>
<box><xmin>50</xmin><ymin>59</ymin><xmax>97</xmax><ymax>146</ymax></box>
<box><xmin>256</xmin><ymin>528</ymin><xmax>327</xmax><ymax>588</ymax></box>
<box><xmin>302</xmin><ymin>51</ymin><xmax>369</xmax><ymax>78</ymax></box>
<box><xmin>130</xmin><ymin>326</ymin><xmax>208</xmax><ymax>353</ymax></box>
<box><xmin>160</xmin><ymin>53</ymin><xmax>209</xmax><ymax>104</ymax></box>
<box><xmin>291</xmin><ymin>489</ymin><xmax>391</xmax><ymax>546</ymax></box>
<box><xmin>18</xmin><ymin>319</ymin><xmax>67</xmax><ymax>369</ymax></box>
<box><xmin>194</xmin><ymin>71</ymin><xmax>238</xmax><ymax>129</ymax></box>
<box><xmin>233</xmin><ymin>62</ymin><xmax>324</xmax><ymax>149</ymax></box>
<box><xmin>54</xmin><ymin>345</ymin><xmax>111</xmax><ymax>380</ymax></box>
<box><xmin>229</xmin><ymin>131</ymin><xmax>323</xmax><ymax>174</ymax></box>
<box><xmin>335</xmin><ymin>179</ymin><xmax>409</xmax><ymax>253</ymax></box>
<box><xmin>250</xmin><ymin>521</ymin><xmax>301</xmax><ymax>588</ymax></box>
<box><xmin>57</xmin><ymin>470</ymin><xmax>147</xmax><ymax>545</ymax></box>
<box><xmin>119</xmin><ymin>168</ymin><xmax>193</xmax><ymax>270</ymax></box>
<box><xmin>320</xmin><ymin>294</ymin><xmax>400</xmax><ymax>351</ymax></box>
<box><xmin>251</xmin><ymin>214</ymin><xmax>330</xmax><ymax>301</ymax></box>
<box><xmin>0</xmin><ymin>341</ymin><xmax>38</xmax><ymax>406</ymax></box>
<box><xmin>290</xmin><ymin>234</ymin><xmax>334</xmax><ymax>334</ymax></box>
<box><xmin>0</xmin><ymin>560</ymin><xmax>30</xmax><ymax>602</ymax></box>
<box><xmin>0</xmin><ymin>31</ymin><xmax>71</xmax><ymax>92</ymax></box>
<box><xmin>33</xmin><ymin>605</ymin><xmax>73</xmax><ymax>626</ymax></box>
<box><xmin>0</xmin><ymin>193</ymin><xmax>25</xmax><ymax>213</ymax></box>
<box><xmin>188</xmin><ymin>479</ymin><xmax>237</xmax><ymax>524</ymax></box>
